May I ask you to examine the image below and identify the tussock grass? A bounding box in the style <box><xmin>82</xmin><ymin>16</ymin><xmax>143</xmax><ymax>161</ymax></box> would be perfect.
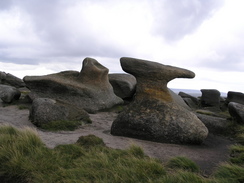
<box><xmin>1</xmin><ymin>125</ymin><xmax>244</xmax><ymax>183</ymax></box>
<box><xmin>213</xmin><ymin>163</ymin><xmax>244</xmax><ymax>183</ymax></box>
<box><xmin>230</xmin><ymin>144</ymin><xmax>244</xmax><ymax>165</ymax></box>
<box><xmin>166</xmin><ymin>156</ymin><xmax>200</xmax><ymax>173</ymax></box>
<box><xmin>0</xmin><ymin>125</ymin><xmax>166</xmax><ymax>183</ymax></box>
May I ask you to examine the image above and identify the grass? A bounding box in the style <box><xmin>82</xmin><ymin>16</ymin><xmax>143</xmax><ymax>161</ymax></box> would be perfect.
<box><xmin>166</xmin><ymin>156</ymin><xmax>200</xmax><ymax>173</ymax></box>
<box><xmin>39</xmin><ymin>119</ymin><xmax>91</xmax><ymax>131</ymax></box>
<box><xmin>1</xmin><ymin>125</ymin><xmax>244</xmax><ymax>183</ymax></box>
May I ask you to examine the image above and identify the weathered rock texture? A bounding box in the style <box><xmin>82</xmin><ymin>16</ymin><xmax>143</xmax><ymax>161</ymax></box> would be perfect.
<box><xmin>29</xmin><ymin>98</ymin><xmax>90</xmax><ymax>126</ymax></box>
<box><xmin>109</xmin><ymin>73</ymin><xmax>136</xmax><ymax>99</ymax></box>
<box><xmin>24</xmin><ymin>58</ymin><xmax>123</xmax><ymax>113</ymax></box>
<box><xmin>228</xmin><ymin>102</ymin><xmax>244</xmax><ymax>124</ymax></box>
<box><xmin>227</xmin><ymin>91</ymin><xmax>244</xmax><ymax>105</ymax></box>
<box><xmin>0</xmin><ymin>84</ymin><xmax>21</xmax><ymax>103</ymax></box>
<box><xmin>0</xmin><ymin>71</ymin><xmax>25</xmax><ymax>88</ymax></box>
<box><xmin>111</xmin><ymin>57</ymin><xmax>208</xmax><ymax>144</ymax></box>
<box><xmin>201</xmin><ymin>89</ymin><xmax>220</xmax><ymax>108</ymax></box>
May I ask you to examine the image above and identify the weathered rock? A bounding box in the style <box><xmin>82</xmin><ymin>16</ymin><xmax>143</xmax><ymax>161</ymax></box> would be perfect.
<box><xmin>111</xmin><ymin>57</ymin><xmax>208</xmax><ymax>144</ymax></box>
<box><xmin>201</xmin><ymin>89</ymin><xmax>220</xmax><ymax>108</ymax></box>
<box><xmin>169</xmin><ymin>89</ymin><xmax>191</xmax><ymax>110</ymax></box>
<box><xmin>24</xmin><ymin>58</ymin><xmax>123</xmax><ymax>113</ymax></box>
<box><xmin>179</xmin><ymin>91</ymin><xmax>199</xmax><ymax>105</ymax></box>
<box><xmin>228</xmin><ymin>102</ymin><xmax>244</xmax><ymax>124</ymax></box>
<box><xmin>0</xmin><ymin>84</ymin><xmax>21</xmax><ymax>103</ymax></box>
<box><xmin>108</xmin><ymin>73</ymin><xmax>136</xmax><ymax>99</ymax></box>
<box><xmin>29</xmin><ymin>98</ymin><xmax>90</xmax><ymax>126</ymax></box>
<box><xmin>227</xmin><ymin>91</ymin><xmax>244</xmax><ymax>105</ymax></box>
<box><xmin>196</xmin><ymin>113</ymin><xmax>231</xmax><ymax>134</ymax></box>
<box><xmin>0</xmin><ymin>71</ymin><xmax>25</xmax><ymax>88</ymax></box>
<box><xmin>183</xmin><ymin>98</ymin><xmax>198</xmax><ymax>109</ymax></box>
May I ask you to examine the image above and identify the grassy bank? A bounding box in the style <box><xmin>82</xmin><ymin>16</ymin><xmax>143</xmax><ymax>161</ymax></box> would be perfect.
<box><xmin>0</xmin><ymin>125</ymin><xmax>244</xmax><ymax>183</ymax></box>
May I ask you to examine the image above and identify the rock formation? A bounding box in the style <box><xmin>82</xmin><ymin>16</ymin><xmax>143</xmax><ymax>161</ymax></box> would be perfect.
<box><xmin>109</xmin><ymin>73</ymin><xmax>136</xmax><ymax>99</ymax></box>
<box><xmin>24</xmin><ymin>58</ymin><xmax>123</xmax><ymax>113</ymax></box>
<box><xmin>0</xmin><ymin>84</ymin><xmax>21</xmax><ymax>103</ymax></box>
<box><xmin>0</xmin><ymin>71</ymin><xmax>25</xmax><ymax>88</ymax></box>
<box><xmin>200</xmin><ymin>89</ymin><xmax>220</xmax><ymax>108</ymax></box>
<box><xmin>227</xmin><ymin>91</ymin><xmax>244</xmax><ymax>105</ymax></box>
<box><xmin>228</xmin><ymin>102</ymin><xmax>244</xmax><ymax>124</ymax></box>
<box><xmin>111</xmin><ymin>57</ymin><xmax>208</xmax><ymax>144</ymax></box>
<box><xmin>29</xmin><ymin>98</ymin><xmax>91</xmax><ymax>126</ymax></box>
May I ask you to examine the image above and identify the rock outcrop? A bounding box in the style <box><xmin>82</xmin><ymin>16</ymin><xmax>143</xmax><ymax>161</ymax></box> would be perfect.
<box><xmin>111</xmin><ymin>57</ymin><xmax>208</xmax><ymax>144</ymax></box>
<box><xmin>227</xmin><ymin>91</ymin><xmax>244</xmax><ymax>105</ymax></box>
<box><xmin>0</xmin><ymin>84</ymin><xmax>21</xmax><ymax>103</ymax></box>
<box><xmin>0</xmin><ymin>71</ymin><xmax>25</xmax><ymax>88</ymax></box>
<box><xmin>200</xmin><ymin>89</ymin><xmax>220</xmax><ymax>108</ymax></box>
<box><xmin>24</xmin><ymin>58</ymin><xmax>123</xmax><ymax>113</ymax></box>
<box><xmin>228</xmin><ymin>102</ymin><xmax>244</xmax><ymax>124</ymax></box>
<box><xmin>29</xmin><ymin>98</ymin><xmax>91</xmax><ymax>126</ymax></box>
<box><xmin>109</xmin><ymin>73</ymin><xmax>136</xmax><ymax>99</ymax></box>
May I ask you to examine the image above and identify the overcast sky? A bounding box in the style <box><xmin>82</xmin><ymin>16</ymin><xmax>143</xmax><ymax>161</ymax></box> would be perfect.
<box><xmin>0</xmin><ymin>0</ymin><xmax>243</xmax><ymax>93</ymax></box>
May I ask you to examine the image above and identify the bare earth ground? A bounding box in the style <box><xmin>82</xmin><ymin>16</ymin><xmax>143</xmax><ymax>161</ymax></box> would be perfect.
<box><xmin>0</xmin><ymin>102</ymin><xmax>234</xmax><ymax>176</ymax></box>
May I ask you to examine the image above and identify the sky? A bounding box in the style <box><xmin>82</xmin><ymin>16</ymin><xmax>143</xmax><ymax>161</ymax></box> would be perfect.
<box><xmin>0</xmin><ymin>0</ymin><xmax>243</xmax><ymax>93</ymax></box>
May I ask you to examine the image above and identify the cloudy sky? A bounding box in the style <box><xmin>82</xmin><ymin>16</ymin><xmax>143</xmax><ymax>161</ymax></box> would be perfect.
<box><xmin>0</xmin><ymin>0</ymin><xmax>243</xmax><ymax>93</ymax></box>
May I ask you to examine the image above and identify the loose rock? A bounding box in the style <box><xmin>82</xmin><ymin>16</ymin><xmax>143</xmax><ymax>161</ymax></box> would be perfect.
<box><xmin>0</xmin><ymin>84</ymin><xmax>21</xmax><ymax>103</ymax></box>
<box><xmin>29</xmin><ymin>98</ymin><xmax>90</xmax><ymax>126</ymax></box>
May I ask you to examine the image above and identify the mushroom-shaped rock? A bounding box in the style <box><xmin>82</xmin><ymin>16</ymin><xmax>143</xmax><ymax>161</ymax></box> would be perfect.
<box><xmin>111</xmin><ymin>57</ymin><xmax>208</xmax><ymax>144</ymax></box>
<box><xmin>24</xmin><ymin>58</ymin><xmax>123</xmax><ymax>113</ymax></box>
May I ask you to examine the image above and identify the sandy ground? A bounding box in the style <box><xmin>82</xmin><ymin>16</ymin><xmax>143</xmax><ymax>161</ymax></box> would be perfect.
<box><xmin>0</xmin><ymin>102</ymin><xmax>234</xmax><ymax>175</ymax></box>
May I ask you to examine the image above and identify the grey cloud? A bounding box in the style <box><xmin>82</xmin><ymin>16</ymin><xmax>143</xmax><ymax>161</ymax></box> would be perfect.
<box><xmin>4</xmin><ymin>0</ymin><xmax>129</xmax><ymax>62</ymax></box>
<box><xmin>152</xmin><ymin>0</ymin><xmax>224</xmax><ymax>41</ymax></box>
<box><xmin>0</xmin><ymin>0</ymin><xmax>13</xmax><ymax>10</ymax></box>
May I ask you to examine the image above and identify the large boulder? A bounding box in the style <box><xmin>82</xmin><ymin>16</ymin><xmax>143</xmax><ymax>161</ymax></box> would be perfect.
<box><xmin>200</xmin><ymin>89</ymin><xmax>220</xmax><ymax>108</ymax></box>
<box><xmin>228</xmin><ymin>102</ymin><xmax>244</xmax><ymax>124</ymax></box>
<box><xmin>29</xmin><ymin>98</ymin><xmax>91</xmax><ymax>126</ymax></box>
<box><xmin>227</xmin><ymin>91</ymin><xmax>244</xmax><ymax>105</ymax></box>
<box><xmin>111</xmin><ymin>57</ymin><xmax>208</xmax><ymax>144</ymax></box>
<box><xmin>0</xmin><ymin>71</ymin><xmax>25</xmax><ymax>88</ymax></box>
<box><xmin>24</xmin><ymin>58</ymin><xmax>123</xmax><ymax>113</ymax></box>
<box><xmin>0</xmin><ymin>84</ymin><xmax>21</xmax><ymax>103</ymax></box>
<box><xmin>108</xmin><ymin>73</ymin><xmax>136</xmax><ymax>99</ymax></box>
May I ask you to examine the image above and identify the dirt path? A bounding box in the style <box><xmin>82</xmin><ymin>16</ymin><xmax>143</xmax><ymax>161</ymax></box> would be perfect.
<box><xmin>0</xmin><ymin>103</ymin><xmax>234</xmax><ymax>175</ymax></box>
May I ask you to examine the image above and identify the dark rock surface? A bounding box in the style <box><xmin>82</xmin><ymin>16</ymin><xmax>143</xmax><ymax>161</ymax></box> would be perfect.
<box><xmin>24</xmin><ymin>58</ymin><xmax>123</xmax><ymax>113</ymax></box>
<box><xmin>0</xmin><ymin>84</ymin><xmax>21</xmax><ymax>103</ymax></box>
<box><xmin>179</xmin><ymin>91</ymin><xmax>199</xmax><ymax>105</ymax></box>
<box><xmin>29</xmin><ymin>98</ymin><xmax>90</xmax><ymax>126</ymax></box>
<box><xmin>196</xmin><ymin>113</ymin><xmax>231</xmax><ymax>134</ymax></box>
<box><xmin>111</xmin><ymin>57</ymin><xmax>208</xmax><ymax>144</ymax></box>
<box><xmin>228</xmin><ymin>102</ymin><xmax>244</xmax><ymax>124</ymax></box>
<box><xmin>0</xmin><ymin>71</ymin><xmax>25</xmax><ymax>88</ymax></box>
<box><xmin>227</xmin><ymin>91</ymin><xmax>244</xmax><ymax>105</ymax></box>
<box><xmin>108</xmin><ymin>73</ymin><xmax>136</xmax><ymax>99</ymax></box>
<box><xmin>200</xmin><ymin>89</ymin><xmax>220</xmax><ymax>107</ymax></box>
